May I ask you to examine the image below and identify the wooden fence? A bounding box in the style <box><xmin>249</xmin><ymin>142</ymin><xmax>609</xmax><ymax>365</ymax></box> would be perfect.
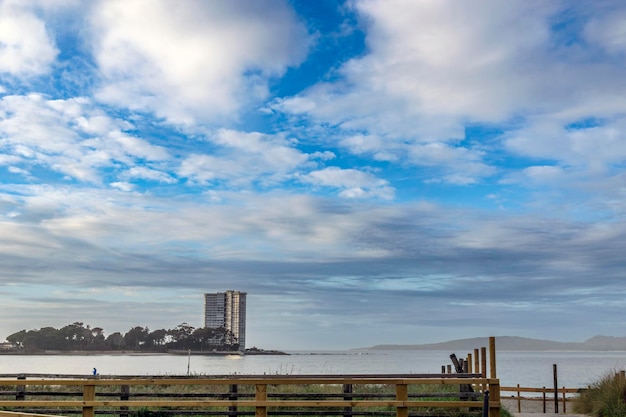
<box><xmin>0</xmin><ymin>374</ymin><xmax>501</xmax><ymax>417</ymax></box>
<box><xmin>500</xmin><ymin>385</ymin><xmax>582</xmax><ymax>414</ymax></box>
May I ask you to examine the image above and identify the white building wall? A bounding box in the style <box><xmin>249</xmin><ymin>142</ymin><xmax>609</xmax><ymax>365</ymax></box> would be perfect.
<box><xmin>204</xmin><ymin>290</ymin><xmax>246</xmax><ymax>350</ymax></box>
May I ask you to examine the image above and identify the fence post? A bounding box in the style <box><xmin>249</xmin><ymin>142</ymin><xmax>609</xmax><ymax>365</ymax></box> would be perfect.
<box><xmin>83</xmin><ymin>383</ymin><xmax>96</xmax><ymax>417</ymax></box>
<box><xmin>516</xmin><ymin>384</ymin><xmax>521</xmax><ymax>413</ymax></box>
<box><xmin>120</xmin><ymin>385</ymin><xmax>129</xmax><ymax>417</ymax></box>
<box><xmin>16</xmin><ymin>375</ymin><xmax>25</xmax><ymax>401</ymax></box>
<box><xmin>396</xmin><ymin>383</ymin><xmax>408</xmax><ymax>417</ymax></box>
<box><xmin>488</xmin><ymin>337</ymin><xmax>497</xmax><ymax>379</ymax></box>
<box><xmin>542</xmin><ymin>387</ymin><xmax>546</xmax><ymax>414</ymax></box>
<box><xmin>474</xmin><ymin>349</ymin><xmax>480</xmax><ymax>377</ymax></box>
<box><xmin>481</xmin><ymin>347</ymin><xmax>487</xmax><ymax>384</ymax></box>
<box><xmin>255</xmin><ymin>383</ymin><xmax>267</xmax><ymax>417</ymax></box>
<box><xmin>343</xmin><ymin>383</ymin><xmax>353</xmax><ymax>417</ymax></box>
<box><xmin>480</xmin><ymin>347</ymin><xmax>487</xmax><ymax>393</ymax></box>
<box><xmin>229</xmin><ymin>384</ymin><xmax>238</xmax><ymax>417</ymax></box>
<box><xmin>553</xmin><ymin>364</ymin><xmax>558</xmax><ymax>414</ymax></box>
<box><xmin>488</xmin><ymin>378</ymin><xmax>500</xmax><ymax>417</ymax></box>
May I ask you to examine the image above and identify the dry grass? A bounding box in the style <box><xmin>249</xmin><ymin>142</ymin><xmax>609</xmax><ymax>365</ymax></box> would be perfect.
<box><xmin>573</xmin><ymin>370</ymin><xmax>626</xmax><ymax>417</ymax></box>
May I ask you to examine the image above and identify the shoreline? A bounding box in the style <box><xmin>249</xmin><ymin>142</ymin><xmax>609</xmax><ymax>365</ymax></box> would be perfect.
<box><xmin>0</xmin><ymin>349</ymin><xmax>288</xmax><ymax>356</ymax></box>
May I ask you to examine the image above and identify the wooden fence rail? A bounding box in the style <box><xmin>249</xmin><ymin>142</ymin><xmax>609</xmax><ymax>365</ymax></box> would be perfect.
<box><xmin>500</xmin><ymin>385</ymin><xmax>583</xmax><ymax>414</ymax></box>
<box><xmin>0</xmin><ymin>375</ymin><xmax>501</xmax><ymax>417</ymax></box>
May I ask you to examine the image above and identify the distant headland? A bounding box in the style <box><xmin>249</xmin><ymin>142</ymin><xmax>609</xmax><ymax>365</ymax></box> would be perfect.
<box><xmin>354</xmin><ymin>335</ymin><xmax>626</xmax><ymax>351</ymax></box>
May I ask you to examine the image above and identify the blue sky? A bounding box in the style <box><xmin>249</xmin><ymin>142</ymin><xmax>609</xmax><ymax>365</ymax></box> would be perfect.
<box><xmin>1</xmin><ymin>0</ymin><xmax>626</xmax><ymax>350</ymax></box>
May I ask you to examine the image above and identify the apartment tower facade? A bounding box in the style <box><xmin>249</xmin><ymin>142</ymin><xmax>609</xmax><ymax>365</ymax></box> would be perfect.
<box><xmin>204</xmin><ymin>290</ymin><xmax>247</xmax><ymax>350</ymax></box>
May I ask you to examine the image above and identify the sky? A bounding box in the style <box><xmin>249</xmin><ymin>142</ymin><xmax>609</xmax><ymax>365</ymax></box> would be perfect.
<box><xmin>1</xmin><ymin>0</ymin><xmax>625</xmax><ymax>350</ymax></box>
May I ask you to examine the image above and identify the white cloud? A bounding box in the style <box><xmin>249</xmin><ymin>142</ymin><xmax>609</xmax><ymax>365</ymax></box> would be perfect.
<box><xmin>521</xmin><ymin>166</ymin><xmax>565</xmax><ymax>185</ymax></box>
<box><xmin>303</xmin><ymin>166</ymin><xmax>394</xmax><ymax>199</ymax></box>
<box><xmin>0</xmin><ymin>94</ymin><xmax>171</xmax><ymax>184</ymax></box>
<box><xmin>0</xmin><ymin>1</ymin><xmax>58</xmax><ymax>76</ymax></box>
<box><xmin>505</xmin><ymin>117</ymin><xmax>626</xmax><ymax>173</ymax></box>
<box><xmin>340</xmin><ymin>134</ymin><xmax>397</xmax><ymax>161</ymax></box>
<box><xmin>122</xmin><ymin>167</ymin><xmax>177</xmax><ymax>184</ymax></box>
<box><xmin>274</xmin><ymin>0</ymin><xmax>626</xmax><ymax>188</ymax></box>
<box><xmin>179</xmin><ymin>129</ymin><xmax>309</xmax><ymax>186</ymax></box>
<box><xmin>584</xmin><ymin>6</ymin><xmax>626</xmax><ymax>55</ymax></box>
<box><xmin>89</xmin><ymin>0</ymin><xmax>310</xmax><ymax>123</ymax></box>
<box><xmin>110</xmin><ymin>182</ymin><xmax>134</xmax><ymax>192</ymax></box>
<box><xmin>274</xmin><ymin>0</ymin><xmax>559</xmax><ymax>135</ymax></box>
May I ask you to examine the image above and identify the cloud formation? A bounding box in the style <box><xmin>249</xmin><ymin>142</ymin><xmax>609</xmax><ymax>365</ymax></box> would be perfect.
<box><xmin>0</xmin><ymin>1</ymin><xmax>58</xmax><ymax>76</ymax></box>
<box><xmin>0</xmin><ymin>0</ymin><xmax>625</xmax><ymax>349</ymax></box>
<box><xmin>90</xmin><ymin>0</ymin><xmax>310</xmax><ymax>123</ymax></box>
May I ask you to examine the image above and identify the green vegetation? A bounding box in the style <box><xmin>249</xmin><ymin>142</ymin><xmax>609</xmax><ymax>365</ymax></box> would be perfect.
<box><xmin>574</xmin><ymin>370</ymin><xmax>626</xmax><ymax>417</ymax></box>
<box><xmin>0</xmin><ymin>380</ymin><xmax>499</xmax><ymax>417</ymax></box>
<box><xmin>5</xmin><ymin>321</ymin><xmax>240</xmax><ymax>352</ymax></box>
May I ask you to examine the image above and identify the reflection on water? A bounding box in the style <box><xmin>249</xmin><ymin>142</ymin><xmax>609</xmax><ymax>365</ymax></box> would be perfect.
<box><xmin>1</xmin><ymin>350</ymin><xmax>625</xmax><ymax>388</ymax></box>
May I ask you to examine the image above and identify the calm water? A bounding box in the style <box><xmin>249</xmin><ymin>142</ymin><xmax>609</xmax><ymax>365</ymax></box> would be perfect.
<box><xmin>1</xmin><ymin>350</ymin><xmax>625</xmax><ymax>389</ymax></box>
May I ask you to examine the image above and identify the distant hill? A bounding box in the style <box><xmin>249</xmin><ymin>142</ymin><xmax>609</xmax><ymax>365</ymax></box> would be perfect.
<box><xmin>355</xmin><ymin>336</ymin><xmax>626</xmax><ymax>351</ymax></box>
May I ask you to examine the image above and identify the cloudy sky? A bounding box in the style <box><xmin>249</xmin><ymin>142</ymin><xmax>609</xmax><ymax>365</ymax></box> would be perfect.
<box><xmin>1</xmin><ymin>0</ymin><xmax>625</xmax><ymax>350</ymax></box>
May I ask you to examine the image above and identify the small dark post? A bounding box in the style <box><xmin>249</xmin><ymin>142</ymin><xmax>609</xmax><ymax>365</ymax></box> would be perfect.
<box><xmin>543</xmin><ymin>387</ymin><xmax>547</xmax><ymax>413</ymax></box>
<box><xmin>16</xmin><ymin>374</ymin><xmax>25</xmax><ymax>401</ymax></box>
<box><xmin>343</xmin><ymin>383</ymin><xmax>353</xmax><ymax>417</ymax></box>
<box><xmin>451</xmin><ymin>353</ymin><xmax>473</xmax><ymax>399</ymax></box>
<box><xmin>450</xmin><ymin>354</ymin><xmax>463</xmax><ymax>373</ymax></box>
<box><xmin>120</xmin><ymin>385</ymin><xmax>130</xmax><ymax>417</ymax></box>
<box><xmin>441</xmin><ymin>365</ymin><xmax>446</xmax><ymax>373</ymax></box>
<box><xmin>553</xmin><ymin>364</ymin><xmax>559</xmax><ymax>413</ymax></box>
<box><xmin>229</xmin><ymin>384</ymin><xmax>238</xmax><ymax>417</ymax></box>
<box><xmin>482</xmin><ymin>390</ymin><xmax>490</xmax><ymax>417</ymax></box>
<box><xmin>480</xmin><ymin>347</ymin><xmax>487</xmax><ymax>377</ymax></box>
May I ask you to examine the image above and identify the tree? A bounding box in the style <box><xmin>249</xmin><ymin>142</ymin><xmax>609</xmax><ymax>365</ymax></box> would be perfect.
<box><xmin>22</xmin><ymin>327</ymin><xmax>65</xmax><ymax>351</ymax></box>
<box><xmin>145</xmin><ymin>329</ymin><xmax>168</xmax><ymax>348</ymax></box>
<box><xmin>59</xmin><ymin>322</ymin><xmax>90</xmax><ymax>349</ymax></box>
<box><xmin>124</xmin><ymin>326</ymin><xmax>149</xmax><ymax>349</ymax></box>
<box><xmin>106</xmin><ymin>332</ymin><xmax>124</xmax><ymax>349</ymax></box>
<box><xmin>6</xmin><ymin>330</ymin><xmax>27</xmax><ymax>349</ymax></box>
<box><xmin>91</xmin><ymin>327</ymin><xmax>106</xmax><ymax>349</ymax></box>
<box><xmin>167</xmin><ymin>323</ymin><xmax>195</xmax><ymax>349</ymax></box>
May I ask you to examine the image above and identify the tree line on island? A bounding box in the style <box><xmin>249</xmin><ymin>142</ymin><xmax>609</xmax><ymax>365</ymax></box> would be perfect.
<box><xmin>5</xmin><ymin>322</ymin><xmax>241</xmax><ymax>352</ymax></box>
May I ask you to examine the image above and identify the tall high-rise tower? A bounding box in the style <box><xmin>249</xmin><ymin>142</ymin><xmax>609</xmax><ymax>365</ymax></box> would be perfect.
<box><xmin>204</xmin><ymin>290</ymin><xmax>247</xmax><ymax>350</ymax></box>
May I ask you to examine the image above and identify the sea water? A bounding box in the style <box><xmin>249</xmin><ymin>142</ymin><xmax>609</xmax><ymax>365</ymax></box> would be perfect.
<box><xmin>1</xmin><ymin>350</ymin><xmax>625</xmax><ymax>389</ymax></box>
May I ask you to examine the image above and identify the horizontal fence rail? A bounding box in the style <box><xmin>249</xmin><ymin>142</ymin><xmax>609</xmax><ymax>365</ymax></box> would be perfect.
<box><xmin>501</xmin><ymin>385</ymin><xmax>584</xmax><ymax>414</ymax></box>
<box><xmin>0</xmin><ymin>374</ymin><xmax>501</xmax><ymax>417</ymax></box>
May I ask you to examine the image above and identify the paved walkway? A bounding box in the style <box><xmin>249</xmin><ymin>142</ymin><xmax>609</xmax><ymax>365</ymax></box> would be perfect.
<box><xmin>510</xmin><ymin>414</ymin><xmax>587</xmax><ymax>417</ymax></box>
<box><xmin>501</xmin><ymin>398</ymin><xmax>587</xmax><ymax>416</ymax></box>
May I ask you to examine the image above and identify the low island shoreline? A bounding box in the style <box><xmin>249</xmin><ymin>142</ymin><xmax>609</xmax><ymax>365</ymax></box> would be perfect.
<box><xmin>0</xmin><ymin>347</ymin><xmax>289</xmax><ymax>356</ymax></box>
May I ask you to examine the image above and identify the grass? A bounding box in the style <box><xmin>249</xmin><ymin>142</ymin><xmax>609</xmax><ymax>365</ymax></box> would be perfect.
<box><xmin>573</xmin><ymin>370</ymin><xmax>626</xmax><ymax>417</ymax></box>
<box><xmin>0</xmin><ymin>379</ymin><xmax>500</xmax><ymax>417</ymax></box>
